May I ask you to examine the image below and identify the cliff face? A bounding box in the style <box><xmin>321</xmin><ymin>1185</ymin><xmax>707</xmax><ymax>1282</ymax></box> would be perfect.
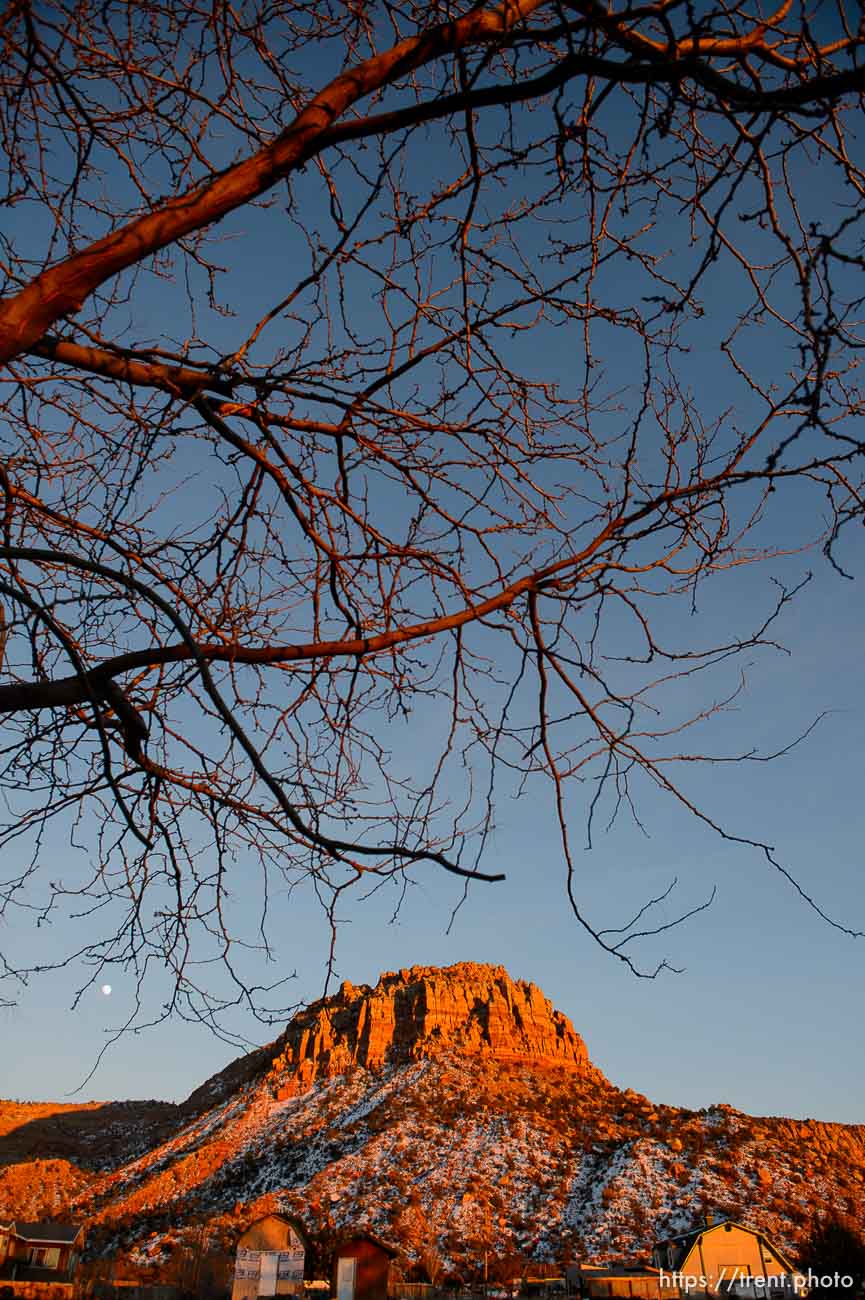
<box><xmin>265</xmin><ymin>962</ymin><xmax>596</xmax><ymax>1093</ymax></box>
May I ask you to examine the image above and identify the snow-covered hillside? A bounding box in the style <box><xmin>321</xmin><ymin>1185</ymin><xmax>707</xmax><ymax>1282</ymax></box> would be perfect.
<box><xmin>2</xmin><ymin>965</ymin><xmax>863</xmax><ymax>1277</ymax></box>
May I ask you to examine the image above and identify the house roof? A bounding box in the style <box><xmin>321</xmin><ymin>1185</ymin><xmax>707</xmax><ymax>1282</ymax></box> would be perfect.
<box><xmin>238</xmin><ymin>1213</ymin><xmax>308</xmax><ymax>1246</ymax></box>
<box><xmin>11</xmin><ymin>1222</ymin><xmax>83</xmax><ymax>1244</ymax></box>
<box><xmin>574</xmin><ymin>1267</ymin><xmax>662</xmax><ymax>1280</ymax></box>
<box><xmin>333</xmin><ymin>1233</ymin><xmax>398</xmax><ymax>1259</ymax></box>
<box><xmin>663</xmin><ymin>1217</ymin><xmax>734</xmax><ymax>1244</ymax></box>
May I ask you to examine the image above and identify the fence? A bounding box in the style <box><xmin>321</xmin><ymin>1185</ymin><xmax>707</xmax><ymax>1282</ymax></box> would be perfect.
<box><xmin>0</xmin><ymin>1283</ymin><xmax>74</xmax><ymax>1300</ymax></box>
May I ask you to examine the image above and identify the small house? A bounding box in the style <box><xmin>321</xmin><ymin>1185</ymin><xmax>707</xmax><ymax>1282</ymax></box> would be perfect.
<box><xmin>332</xmin><ymin>1235</ymin><xmax>396</xmax><ymax>1300</ymax></box>
<box><xmin>232</xmin><ymin>1215</ymin><xmax>308</xmax><ymax>1300</ymax></box>
<box><xmin>0</xmin><ymin>1220</ymin><xmax>84</xmax><ymax>1281</ymax></box>
<box><xmin>652</xmin><ymin>1218</ymin><xmax>804</xmax><ymax>1298</ymax></box>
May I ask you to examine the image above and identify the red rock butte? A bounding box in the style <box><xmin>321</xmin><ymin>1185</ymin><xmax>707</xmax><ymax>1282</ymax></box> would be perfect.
<box><xmin>267</xmin><ymin>962</ymin><xmax>597</xmax><ymax>1094</ymax></box>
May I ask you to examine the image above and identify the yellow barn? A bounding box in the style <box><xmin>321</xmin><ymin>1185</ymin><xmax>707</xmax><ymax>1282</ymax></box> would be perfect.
<box><xmin>652</xmin><ymin>1218</ymin><xmax>804</xmax><ymax>1298</ymax></box>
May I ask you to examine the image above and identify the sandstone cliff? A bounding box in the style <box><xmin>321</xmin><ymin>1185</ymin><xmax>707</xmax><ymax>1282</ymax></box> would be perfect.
<box><xmin>264</xmin><ymin>962</ymin><xmax>596</xmax><ymax>1093</ymax></box>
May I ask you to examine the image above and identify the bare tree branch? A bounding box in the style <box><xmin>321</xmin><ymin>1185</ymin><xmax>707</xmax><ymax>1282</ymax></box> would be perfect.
<box><xmin>0</xmin><ymin>0</ymin><xmax>863</xmax><ymax>1026</ymax></box>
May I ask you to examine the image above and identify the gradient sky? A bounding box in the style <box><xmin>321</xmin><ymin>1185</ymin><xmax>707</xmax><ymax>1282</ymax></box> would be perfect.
<box><xmin>1</xmin><ymin>5</ymin><xmax>863</xmax><ymax>1128</ymax></box>
<box><xmin>3</xmin><ymin>522</ymin><xmax>862</xmax><ymax>1122</ymax></box>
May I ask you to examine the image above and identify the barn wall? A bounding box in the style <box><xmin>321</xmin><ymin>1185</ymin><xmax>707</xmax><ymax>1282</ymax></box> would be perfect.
<box><xmin>231</xmin><ymin>1217</ymin><xmax>306</xmax><ymax>1300</ymax></box>
<box><xmin>684</xmin><ymin>1227</ymin><xmax>791</xmax><ymax>1292</ymax></box>
<box><xmin>332</xmin><ymin>1241</ymin><xmax>390</xmax><ymax>1300</ymax></box>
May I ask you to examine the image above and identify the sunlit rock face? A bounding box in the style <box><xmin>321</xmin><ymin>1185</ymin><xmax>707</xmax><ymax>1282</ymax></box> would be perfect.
<box><xmin>266</xmin><ymin>962</ymin><xmax>597</xmax><ymax>1093</ymax></box>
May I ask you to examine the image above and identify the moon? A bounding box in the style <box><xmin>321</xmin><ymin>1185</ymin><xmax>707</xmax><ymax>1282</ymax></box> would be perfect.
<box><xmin>101</xmin><ymin>984</ymin><xmax>112</xmax><ymax>996</ymax></box>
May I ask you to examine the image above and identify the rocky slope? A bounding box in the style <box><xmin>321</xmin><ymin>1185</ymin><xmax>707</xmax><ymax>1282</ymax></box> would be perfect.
<box><xmin>2</xmin><ymin>963</ymin><xmax>864</xmax><ymax>1278</ymax></box>
<box><xmin>0</xmin><ymin>1098</ymin><xmax>192</xmax><ymax>1222</ymax></box>
<box><xmin>0</xmin><ymin>1099</ymin><xmax>183</xmax><ymax>1168</ymax></box>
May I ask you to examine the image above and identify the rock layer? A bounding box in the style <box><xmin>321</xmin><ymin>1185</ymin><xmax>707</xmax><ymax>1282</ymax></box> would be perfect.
<box><xmin>267</xmin><ymin>962</ymin><xmax>595</xmax><ymax>1093</ymax></box>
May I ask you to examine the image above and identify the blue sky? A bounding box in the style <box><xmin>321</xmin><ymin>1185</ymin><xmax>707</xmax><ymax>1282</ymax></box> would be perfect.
<box><xmin>1</xmin><ymin>5</ymin><xmax>863</xmax><ymax>1127</ymax></box>
<box><xmin>3</xmin><ymin>536</ymin><xmax>862</xmax><ymax>1122</ymax></box>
